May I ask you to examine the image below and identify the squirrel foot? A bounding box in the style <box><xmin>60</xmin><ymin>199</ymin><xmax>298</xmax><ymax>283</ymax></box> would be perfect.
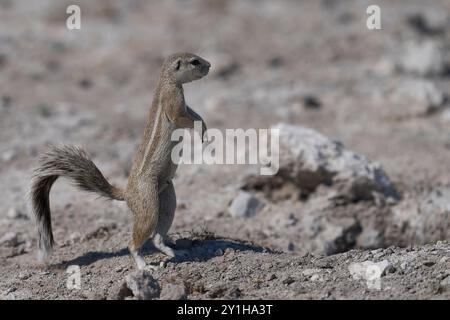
<box><xmin>153</xmin><ymin>233</ymin><xmax>176</xmax><ymax>258</ymax></box>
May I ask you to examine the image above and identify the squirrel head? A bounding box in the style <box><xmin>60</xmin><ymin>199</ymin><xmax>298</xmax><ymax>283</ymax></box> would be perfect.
<box><xmin>162</xmin><ymin>52</ymin><xmax>211</xmax><ymax>84</ymax></box>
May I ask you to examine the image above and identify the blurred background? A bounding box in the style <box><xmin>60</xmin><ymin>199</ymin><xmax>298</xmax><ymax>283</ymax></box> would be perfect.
<box><xmin>0</xmin><ymin>0</ymin><xmax>450</xmax><ymax>299</ymax></box>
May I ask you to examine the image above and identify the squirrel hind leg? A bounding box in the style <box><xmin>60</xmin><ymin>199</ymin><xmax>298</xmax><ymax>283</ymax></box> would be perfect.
<box><xmin>129</xmin><ymin>248</ymin><xmax>148</xmax><ymax>270</ymax></box>
<box><xmin>152</xmin><ymin>233</ymin><xmax>175</xmax><ymax>257</ymax></box>
<box><xmin>37</xmin><ymin>247</ymin><xmax>53</xmax><ymax>265</ymax></box>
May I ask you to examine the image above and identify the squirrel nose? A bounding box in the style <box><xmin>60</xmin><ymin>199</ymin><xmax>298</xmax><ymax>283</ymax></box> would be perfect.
<box><xmin>204</xmin><ymin>61</ymin><xmax>211</xmax><ymax>69</ymax></box>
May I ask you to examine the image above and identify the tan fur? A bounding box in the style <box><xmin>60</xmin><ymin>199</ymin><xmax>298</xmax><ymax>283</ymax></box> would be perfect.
<box><xmin>30</xmin><ymin>53</ymin><xmax>210</xmax><ymax>269</ymax></box>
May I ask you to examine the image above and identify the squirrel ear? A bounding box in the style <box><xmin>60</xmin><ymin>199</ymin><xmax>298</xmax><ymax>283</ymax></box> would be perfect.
<box><xmin>173</xmin><ymin>58</ymin><xmax>181</xmax><ymax>71</ymax></box>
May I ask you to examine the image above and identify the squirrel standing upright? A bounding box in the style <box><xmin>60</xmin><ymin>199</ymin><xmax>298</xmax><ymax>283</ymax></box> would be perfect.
<box><xmin>30</xmin><ymin>52</ymin><xmax>210</xmax><ymax>270</ymax></box>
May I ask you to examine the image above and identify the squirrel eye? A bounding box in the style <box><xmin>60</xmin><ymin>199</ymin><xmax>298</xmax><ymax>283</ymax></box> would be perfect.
<box><xmin>190</xmin><ymin>59</ymin><xmax>200</xmax><ymax>66</ymax></box>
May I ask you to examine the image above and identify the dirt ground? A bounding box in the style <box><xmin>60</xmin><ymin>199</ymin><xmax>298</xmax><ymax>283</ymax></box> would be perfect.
<box><xmin>0</xmin><ymin>0</ymin><xmax>450</xmax><ymax>299</ymax></box>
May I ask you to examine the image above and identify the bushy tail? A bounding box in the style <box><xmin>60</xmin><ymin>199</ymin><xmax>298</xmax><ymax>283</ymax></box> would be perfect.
<box><xmin>30</xmin><ymin>145</ymin><xmax>125</xmax><ymax>262</ymax></box>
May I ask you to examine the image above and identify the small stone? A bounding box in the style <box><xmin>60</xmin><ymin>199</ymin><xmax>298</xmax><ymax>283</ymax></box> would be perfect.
<box><xmin>407</xmin><ymin>12</ymin><xmax>448</xmax><ymax>36</ymax></box>
<box><xmin>69</xmin><ymin>232</ymin><xmax>81</xmax><ymax>242</ymax></box>
<box><xmin>281</xmin><ymin>275</ymin><xmax>295</xmax><ymax>285</ymax></box>
<box><xmin>268</xmin><ymin>56</ymin><xmax>284</xmax><ymax>68</ymax></box>
<box><xmin>310</xmin><ymin>274</ymin><xmax>321</xmax><ymax>281</ymax></box>
<box><xmin>228</xmin><ymin>191</ymin><xmax>265</xmax><ymax>218</ymax></box>
<box><xmin>79</xmin><ymin>78</ymin><xmax>93</xmax><ymax>89</ymax></box>
<box><xmin>302</xmin><ymin>268</ymin><xmax>322</xmax><ymax>277</ymax></box>
<box><xmin>441</xmin><ymin>109</ymin><xmax>450</xmax><ymax>123</ymax></box>
<box><xmin>1</xmin><ymin>148</ymin><xmax>18</xmax><ymax>162</ymax></box>
<box><xmin>124</xmin><ymin>270</ymin><xmax>160</xmax><ymax>300</ymax></box>
<box><xmin>389</xmin><ymin>79</ymin><xmax>446</xmax><ymax>118</ymax></box>
<box><xmin>266</xmin><ymin>273</ymin><xmax>277</xmax><ymax>281</ymax></box>
<box><xmin>83</xmin><ymin>290</ymin><xmax>104</xmax><ymax>300</ymax></box>
<box><xmin>160</xmin><ymin>283</ymin><xmax>187</xmax><ymax>300</ymax></box>
<box><xmin>116</xmin><ymin>282</ymin><xmax>133</xmax><ymax>300</ymax></box>
<box><xmin>440</xmin><ymin>276</ymin><xmax>450</xmax><ymax>288</ymax></box>
<box><xmin>398</xmin><ymin>40</ymin><xmax>446</xmax><ymax>76</ymax></box>
<box><xmin>348</xmin><ymin>259</ymin><xmax>393</xmax><ymax>280</ymax></box>
<box><xmin>302</xmin><ymin>95</ymin><xmax>322</xmax><ymax>109</ymax></box>
<box><xmin>6</xmin><ymin>207</ymin><xmax>28</xmax><ymax>220</ymax></box>
<box><xmin>18</xmin><ymin>273</ymin><xmax>30</xmax><ymax>280</ymax></box>
<box><xmin>177</xmin><ymin>202</ymin><xmax>187</xmax><ymax>210</ymax></box>
<box><xmin>0</xmin><ymin>53</ymin><xmax>7</xmax><ymax>69</ymax></box>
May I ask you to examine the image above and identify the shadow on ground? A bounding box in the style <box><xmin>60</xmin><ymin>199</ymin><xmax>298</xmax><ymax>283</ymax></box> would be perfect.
<box><xmin>56</xmin><ymin>237</ymin><xmax>273</xmax><ymax>268</ymax></box>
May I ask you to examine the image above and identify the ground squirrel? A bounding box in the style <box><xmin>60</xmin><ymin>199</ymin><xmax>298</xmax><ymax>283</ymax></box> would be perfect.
<box><xmin>30</xmin><ymin>52</ymin><xmax>210</xmax><ymax>270</ymax></box>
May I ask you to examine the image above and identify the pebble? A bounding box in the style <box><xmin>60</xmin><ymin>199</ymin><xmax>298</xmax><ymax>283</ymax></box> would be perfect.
<box><xmin>160</xmin><ymin>283</ymin><xmax>187</xmax><ymax>300</ymax></box>
<box><xmin>228</xmin><ymin>191</ymin><xmax>265</xmax><ymax>218</ymax></box>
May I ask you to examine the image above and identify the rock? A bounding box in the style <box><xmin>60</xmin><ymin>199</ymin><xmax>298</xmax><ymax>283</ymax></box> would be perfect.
<box><xmin>0</xmin><ymin>232</ymin><xmax>21</xmax><ymax>247</ymax></box>
<box><xmin>124</xmin><ymin>270</ymin><xmax>160</xmax><ymax>300</ymax></box>
<box><xmin>440</xmin><ymin>276</ymin><xmax>450</xmax><ymax>289</ymax></box>
<box><xmin>160</xmin><ymin>283</ymin><xmax>187</xmax><ymax>300</ymax></box>
<box><xmin>1</xmin><ymin>95</ymin><xmax>12</xmax><ymax>108</ymax></box>
<box><xmin>397</xmin><ymin>40</ymin><xmax>446</xmax><ymax>76</ymax></box>
<box><xmin>407</xmin><ymin>12</ymin><xmax>448</xmax><ymax>36</ymax></box>
<box><xmin>389</xmin><ymin>186</ymin><xmax>450</xmax><ymax>246</ymax></box>
<box><xmin>267</xmin><ymin>123</ymin><xmax>398</xmax><ymax>201</ymax></box>
<box><xmin>82</xmin><ymin>290</ymin><xmax>105</xmax><ymax>300</ymax></box>
<box><xmin>318</xmin><ymin>218</ymin><xmax>362</xmax><ymax>255</ymax></box>
<box><xmin>228</xmin><ymin>191</ymin><xmax>265</xmax><ymax>218</ymax></box>
<box><xmin>281</xmin><ymin>275</ymin><xmax>295</xmax><ymax>285</ymax></box>
<box><xmin>349</xmin><ymin>260</ymin><xmax>393</xmax><ymax>279</ymax></box>
<box><xmin>302</xmin><ymin>268</ymin><xmax>322</xmax><ymax>277</ymax></box>
<box><xmin>1</xmin><ymin>148</ymin><xmax>18</xmax><ymax>162</ymax></box>
<box><xmin>389</xmin><ymin>79</ymin><xmax>446</xmax><ymax>118</ymax></box>
<box><xmin>266</xmin><ymin>273</ymin><xmax>277</xmax><ymax>281</ymax></box>
<box><xmin>302</xmin><ymin>95</ymin><xmax>322</xmax><ymax>109</ymax></box>
<box><xmin>116</xmin><ymin>281</ymin><xmax>133</xmax><ymax>300</ymax></box>
<box><xmin>310</xmin><ymin>274</ymin><xmax>322</xmax><ymax>281</ymax></box>
<box><xmin>268</xmin><ymin>56</ymin><xmax>284</xmax><ymax>68</ymax></box>
<box><xmin>6</xmin><ymin>207</ymin><xmax>28</xmax><ymax>220</ymax></box>
<box><xmin>440</xmin><ymin>109</ymin><xmax>450</xmax><ymax>123</ymax></box>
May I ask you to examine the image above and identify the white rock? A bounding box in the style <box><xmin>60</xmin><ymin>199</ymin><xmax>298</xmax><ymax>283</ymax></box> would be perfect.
<box><xmin>270</xmin><ymin>123</ymin><xmax>398</xmax><ymax>201</ymax></box>
<box><xmin>1</xmin><ymin>148</ymin><xmax>17</xmax><ymax>162</ymax></box>
<box><xmin>0</xmin><ymin>232</ymin><xmax>20</xmax><ymax>247</ymax></box>
<box><xmin>7</xmin><ymin>207</ymin><xmax>28</xmax><ymax>220</ymax></box>
<box><xmin>125</xmin><ymin>270</ymin><xmax>160</xmax><ymax>300</ymax></box>
<box><xmin>398</xmin><ymin>40</ymin><xmax>446</xmax><ymax>76</ymax></box>
<box><xmin>390</xmin><ymin>79</ymin><xmax>446</xmax><ymax>117</ymax></box>
<box><xmin>440</xmin><ymin>109</ymin><xmax>450</xmax><ymax>123</ymax></box>
<box><xmin>390</xmin><ymin>187</ymin><xmax>450</xmax><ymax>245</ymax></box>
<box><xmin>228</xmin><ymin>191</ymin><xmax>265</xmax><ymax>218</ymax></box>
<box><xmin>348</xmin><ymin>260</ymin><xmax>392</xmax><ymax>279</ymax></box>
<box><xmin>310</xmin><ymin>274</ymin><xmax>322</xmax><ymax>281</ymax></box>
